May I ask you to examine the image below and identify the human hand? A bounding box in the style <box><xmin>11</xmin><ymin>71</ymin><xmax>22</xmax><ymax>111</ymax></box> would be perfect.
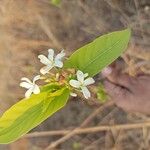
<box><xmin>103</xmin><ymin>67</ymin><xmax>150</xmax><ymax>114</ymax></box>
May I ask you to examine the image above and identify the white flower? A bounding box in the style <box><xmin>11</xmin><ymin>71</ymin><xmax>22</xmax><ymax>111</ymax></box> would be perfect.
<box><xmin>38</xmin><ymin>49</ymin><xmax>65</xmax><ymax>75</ymax></box>
<box><xmin>70</xmin><ymin>92</ymin><xmax>77</xmax><ymax>97</ymax></box>
<box><xmin>20</xmin><ymin>75</ymin><xmax>40</xmax><ymax>98</ymax></box>
<box><xmin>69</xmin><ymin>70</ymin><xmax>95</xmax><ymax>99</ymax></box>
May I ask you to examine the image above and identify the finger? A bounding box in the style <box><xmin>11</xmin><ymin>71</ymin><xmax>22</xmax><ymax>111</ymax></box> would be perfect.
<box><xmin>104</xmin><ymin>80</ymin><xmax>128</xmax><ymax>101</ymax></box>
<box><xmin>138</xmin><ymin>75</ymin><xmax>150</xmax><ymax>80</ymax></box>
<box><xmin>104</xmin><ymin>80</ymin><xmax>133</xmax><ymax>112</ymax></box>
<box><xmin>101</xmin><ymin>62</ymin><xmax>121</xmax><ymax>78</ymax></box>
<box><xmin>107</xmin><ymin>70</ymin><xmax>133</xmax><ymax>90</ymax></box>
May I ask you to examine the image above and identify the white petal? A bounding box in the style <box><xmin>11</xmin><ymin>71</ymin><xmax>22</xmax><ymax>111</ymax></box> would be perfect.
<box><xmin>40</xmin><ymin>65</ymin><xmax>53</xmax><ymax>75</ymax></box>
<box><xmin>69</xmin><ymin>80</ymin><xmax>81</xmax><ymax>88</ymax></box>
<box><xmin>48</xmin><ymin>49</ymin><xmax>54</xmax><ymax>61</ymax></box>
<box><xmin>20</xmin><ymin>82</ymin><xmax>33</xmax><ymax>89</ymax></box>
<box><xmin>77</xmin><ymin>70</ymin><xmax>84</xmax><ymax>83</ymax></box>
<box><xmin>54</xmin><ymin>60</ymin><xmax>63</xmax><ymax>68</ymax></box>
<box><xmin>38</xmin><ymin>55</ymin><xmax>50</xmax><ymax>65</ymax></box>
<box><xmin>84</xmin><ymin>77</ymin><xmax>95</xmax><ymax>86</ymax></box>
<box><xmin>81</xmin><ymin>86</ymin><xmax>91</xmax><ymax>99</ymax></box>
<box><xmin>33</xmin><ymin>85</ymin><xmax>40</xmax><ymax>94</ymax></box>
<box><xmin>70</xmin><ymin>92</ymin><xmax>77</xmax><ymax>97</ymax></box>
<box><xmin>21</xmin><ymin>77</ymin><xmax>32</xmax><ymax>84</ymax></box>
<box><xmin>33</xmin><ymin>75</ymin><xmax>40</xmax><ymax>83</ymax></box>
<box><xmin>84</xmin><ymin>73</ymin><xmax>89</xmax><ymax>78</ymax></box>
<box><xmin>55</xmin><ymin>50</ymin><xmax>65</xmax><ymax>61</ymax></box>
<box><xmin>25</xmin><ymin>88</ymin><xmax>33</xmax><ymax>98</ymax></box>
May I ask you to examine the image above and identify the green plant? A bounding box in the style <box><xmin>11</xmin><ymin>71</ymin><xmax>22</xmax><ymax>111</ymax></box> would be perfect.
<box><xmin>51</xmin><ymin>0</ymin><xmax>61</xmax><ymax>6</ymax></box>
<box><xmin>97</xmin><ymin>83</ymin><xmax>109</xmax><ymax>103</ymax></box>
<box><xmin>0</xmin><ymin>28</ymin><xmax>131</xmax><ymax>144</ymax></box>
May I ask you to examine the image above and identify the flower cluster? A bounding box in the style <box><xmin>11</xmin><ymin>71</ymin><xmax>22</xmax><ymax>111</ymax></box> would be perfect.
<box><xmin>20</xmin><ymin>49</ymin><xmax>95</xmax><ymax>99</ymax></box>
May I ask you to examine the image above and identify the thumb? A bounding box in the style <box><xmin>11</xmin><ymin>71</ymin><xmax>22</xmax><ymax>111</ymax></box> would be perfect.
<box><xmin>103</xmin><ymin>80</ymin><xmax>129</xmax><ymax>101</ymax></box>
<box><xmin>103</xmin><ymin>67</ymin><xmax>132</xmax><ymax>91</ymax></box>
<box><xmin>104</xmin><ymin>80</ymin><xmax>132</xmax><ymax>111</ymax></box>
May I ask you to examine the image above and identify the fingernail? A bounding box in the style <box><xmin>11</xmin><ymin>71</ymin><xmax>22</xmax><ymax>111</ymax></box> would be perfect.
<box><xmin>101</xmin><ymin>67</ymin><xmax>112</xmax><ymax>77</ymax></box>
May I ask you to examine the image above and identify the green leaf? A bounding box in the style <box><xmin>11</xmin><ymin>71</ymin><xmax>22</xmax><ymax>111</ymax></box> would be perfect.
<box><xmin>51</xmin><ymin>0</ymin><xmax>61</xmax><ymax>6</ymax></box>
<box><xmin>64</xmin><ymin>29</ymin><xmax>131</xmax><ymax>76</ymax></box>
<box><xmin>0</xmin><ymin>84</ymin><xmax>70</xmax><ymax>144</ymax></box>
<box><xmin>97</xmin><ymin>83</ymin><xmax>108</xmax><ymax>103</ymax></box>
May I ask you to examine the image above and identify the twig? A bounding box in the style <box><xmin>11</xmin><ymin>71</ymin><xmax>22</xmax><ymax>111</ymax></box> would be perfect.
<box><xmin>84</xmin><ymin>138</ymin><xmax>101</xmax><ymax>150</ymax></box>
<box><xmin>44</xmin><ymin>101</ymin><xmax>114</xmax><ymax>150</ymax></box>
<box><xmin>25</xmin><ymin>130</ymin><xmax>69</xmax><ymax>138</ymax></box>
<box><xmin>80</xmin><ymin>101</ymin><xmax>114</xmax><ymax>127</ymax></box>
<box><xmin>104</xmin><ymin>0</ymin><xmax>130</xmax><ymax>26</ymax></box>
<box><xmin>83</xmin><ymin>107</ymin><xmax>118</xmax><ymax>150</ymax></box>
<box><xmin>26</xmin><ymin>122</ymin><xmax>150</xmax><ymax>138</ymax></box>
<box><xmin>36</xmin><ymin>15</ymin><xmax>62</xmax><ymax>49</ymax></box>
<box><xmin>78</xmin><ymin>0</ymin><xmax>108</xmax><ymax>32</ymax></box>
<box><xmin>78</xmin><ymin>91</ymin><xmax>101</xmax><ymax>107</ymax></box>
<box><xmin>133</xmin><ymin>0</ymin><xmax>147</xmax><ymax>44</ymax></box>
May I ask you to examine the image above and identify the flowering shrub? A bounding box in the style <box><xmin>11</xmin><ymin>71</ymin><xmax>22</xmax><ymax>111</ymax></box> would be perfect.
<box><xmin>0</xmin><ymin>29</ymin><xmax>130</xmax><ymax>144</ymax></box>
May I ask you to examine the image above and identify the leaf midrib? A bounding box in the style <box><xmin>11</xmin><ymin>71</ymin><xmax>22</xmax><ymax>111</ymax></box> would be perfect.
<box><xmin>82</xmin><ymin>34</ymin><xmax>127</xmax><ymax>72</ymax></box>
<box><xmin>0</xmin><ymin>101</ymin><xmax>44</xmax><ymax>137</ymax></box>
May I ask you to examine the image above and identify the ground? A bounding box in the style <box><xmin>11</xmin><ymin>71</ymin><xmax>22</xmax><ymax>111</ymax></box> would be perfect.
<box><xmin>0</xmin><ymin>0</ymin><xmax>150</xmax><ymax>149</ymax></box>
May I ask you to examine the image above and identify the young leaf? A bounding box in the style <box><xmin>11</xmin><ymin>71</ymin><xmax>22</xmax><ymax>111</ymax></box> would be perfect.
<box><xmin>64</xmin><ymin>29</ymin><xmax>131</xmax><ymax>76</ymax></box>
<box><xmin>97</xmin><ymin>83</ymin><xmax>108</xmax><ymax>103</ymax></box>
<box><xmin>0</xmin><ymin>84</ymin><xmax>70</xmax><ymax>144</ymax></box>
<box><xmin>51</xmin><ymin>0</ymin><xmax>61</xmax><ymax>6</ymax></box>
